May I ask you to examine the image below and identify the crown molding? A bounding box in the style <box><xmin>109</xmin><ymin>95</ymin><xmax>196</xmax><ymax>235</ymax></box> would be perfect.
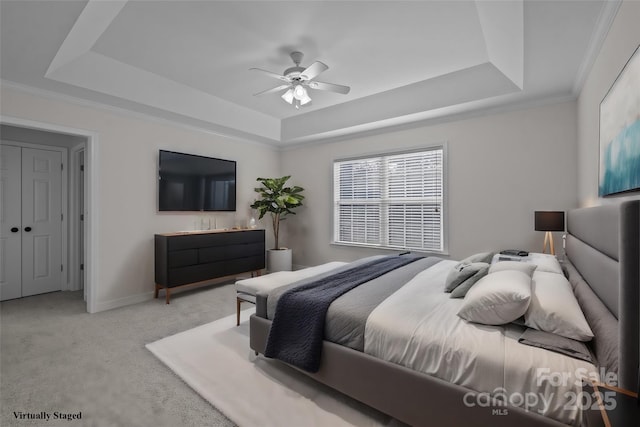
<box><xmin>279</xmin><ymin>92</ymin><xmax>577</xmax><ymax>151</ymax></box>
<box><xmin>572</xmin><ymin>0</ymin><xmax>622</xmax><ymax>96</ymax></box>
<box><xmin>0</xmin><ymin>80</ymin><xmax>280</xmax><ymax>151</ymax></box>
<box><xmin>2</xmin><ymin>80</ymin><xmax>578</xmax><ymax>153</ymax></box>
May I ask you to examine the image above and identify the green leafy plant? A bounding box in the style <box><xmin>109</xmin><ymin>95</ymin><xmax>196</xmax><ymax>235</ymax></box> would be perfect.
<box><xmin>250</xmin><ymin>176</ymin><xmax>305</xmax><ymax>250</ymax></box>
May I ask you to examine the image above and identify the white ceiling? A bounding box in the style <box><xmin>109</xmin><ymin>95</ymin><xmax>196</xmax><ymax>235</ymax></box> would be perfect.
<box><xmin>0</xmin><ymin>0</ymin><xmax>616</xmax><ymax>146</ymax></box>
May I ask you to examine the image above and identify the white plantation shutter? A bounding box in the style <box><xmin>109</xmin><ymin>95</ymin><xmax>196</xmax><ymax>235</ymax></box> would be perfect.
<box><xmin>333</xmin><ymin>147</ymin><xmax>444</xmax><ymax>252</ymax></box>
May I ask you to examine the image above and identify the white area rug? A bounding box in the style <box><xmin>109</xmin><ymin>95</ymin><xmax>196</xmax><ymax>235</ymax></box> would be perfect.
<box><xmin>146</xmin><ymin>310</ymin><xmax>399</xmax><ymax>427</ymax></box>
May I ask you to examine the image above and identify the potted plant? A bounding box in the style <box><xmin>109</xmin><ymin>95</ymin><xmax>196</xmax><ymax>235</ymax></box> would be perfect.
<box><xmin>250</xmin><ymin>176</ymin><xmax>305</xmax><ymax>271</ymax></box>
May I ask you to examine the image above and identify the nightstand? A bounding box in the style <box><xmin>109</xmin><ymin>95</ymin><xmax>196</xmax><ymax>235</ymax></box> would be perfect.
<box><xmin>582</xmin><ymin>381</ymin><xmax>639</xmax><ymax>426</ymax></box>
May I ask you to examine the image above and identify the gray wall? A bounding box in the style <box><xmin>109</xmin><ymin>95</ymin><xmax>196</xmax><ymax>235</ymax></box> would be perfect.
<box><xmin>577</xmin><ymin>0</ymin><xmax>640</xmax><ymax>207</ymax></box>
<box><xmin>280</xmin><ymin>101</ymin><xmax>578</xmax><ymax>267</ymax></box>
<box><xmin>1</xmin><ymin>85</ymin><xmax>281</xmax><ymax>311</ymax></box>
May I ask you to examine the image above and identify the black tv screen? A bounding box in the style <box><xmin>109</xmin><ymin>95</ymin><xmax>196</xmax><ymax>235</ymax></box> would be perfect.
<box><xmin>158</xmin><ymin>150</ymin><xmax>236</xmax><ymax>211</ymax></box>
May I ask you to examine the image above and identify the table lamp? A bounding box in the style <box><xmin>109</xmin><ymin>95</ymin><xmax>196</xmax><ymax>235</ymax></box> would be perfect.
<box><xmin>534</xmin><ymin>211</ymin><xmax>565</xmax><ymax>255</ymax></box>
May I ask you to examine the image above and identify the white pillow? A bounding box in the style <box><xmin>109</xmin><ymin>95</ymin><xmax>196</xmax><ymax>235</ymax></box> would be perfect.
<box><xmin>489</xmin><ymin>261</ymin><xmax>537</xmax><ymax>276</ymax></box>
<box><xmin>524</xmin><ymin>271</ymin><xmax>594</xmax><ymax>341</ymax></box>
<box><xmin>457</xmin><ymin>270</ymin><xmax>532</xmax><ymax>325</ymax></box>
<box><xmin>527</xmin><ymin>253</ymin><xmax>563</xmax><ymax>274</ymax></box>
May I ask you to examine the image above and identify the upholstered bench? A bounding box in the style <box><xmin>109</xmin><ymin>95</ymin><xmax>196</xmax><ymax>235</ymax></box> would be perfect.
<box><xmin>234</xmin><ymin>261</ymin><xmax>348</xmax><ymax>325</ymax></box>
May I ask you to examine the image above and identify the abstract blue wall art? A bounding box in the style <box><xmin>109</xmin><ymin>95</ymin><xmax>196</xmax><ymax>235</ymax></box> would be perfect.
<box><xmin>599</xmin><ymin>44</ymin><xmax>640</xmax><ymax>197</ymax></box>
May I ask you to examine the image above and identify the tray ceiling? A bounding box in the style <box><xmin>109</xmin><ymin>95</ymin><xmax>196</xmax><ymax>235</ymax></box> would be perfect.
<box><xmin>0</xmin><ymin>0</ymin><xmax>614</xmax><ymax>146</ymax></box>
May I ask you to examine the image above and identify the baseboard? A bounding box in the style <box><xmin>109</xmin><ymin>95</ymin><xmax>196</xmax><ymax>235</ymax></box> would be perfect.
<box><xmin>94</xmin><ymin>291</ymin><xmax>155</xmax><ymax>313</ymax></box>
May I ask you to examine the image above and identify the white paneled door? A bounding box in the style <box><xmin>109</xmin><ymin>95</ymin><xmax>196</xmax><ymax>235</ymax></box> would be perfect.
<box><xmin>0</xmin><ymin>145</ymin><xmax>62</xmax><ymax>301</ymax></box>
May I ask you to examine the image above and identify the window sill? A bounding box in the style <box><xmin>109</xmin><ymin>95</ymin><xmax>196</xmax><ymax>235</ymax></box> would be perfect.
<box><xmin>330</xmin><ymin>241</ymin><xmax>449</xmax><ymax>257</ymax></box>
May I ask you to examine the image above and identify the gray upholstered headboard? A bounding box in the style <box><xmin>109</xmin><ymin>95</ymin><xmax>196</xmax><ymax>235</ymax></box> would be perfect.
<box><xmin>565</xmin><ymin>200</ymin><xmax>639</xmax><ymax>391</ymax></box>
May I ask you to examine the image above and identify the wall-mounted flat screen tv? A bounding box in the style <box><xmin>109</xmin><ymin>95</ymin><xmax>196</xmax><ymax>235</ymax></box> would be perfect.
<box><xmin>158</xmin><ymin>150</ymin><xmax>236</xmax><ymax>211</ymax></box>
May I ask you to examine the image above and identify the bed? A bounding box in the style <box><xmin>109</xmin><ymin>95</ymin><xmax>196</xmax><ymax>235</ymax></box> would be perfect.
<box><xmin>249</xmin><ymin>200</ymin><xmax>639</xmax><ymax>426</ymax></box>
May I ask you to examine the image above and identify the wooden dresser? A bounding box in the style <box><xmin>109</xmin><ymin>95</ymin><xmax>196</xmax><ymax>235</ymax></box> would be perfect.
<box><xmin>154</xmin><ymin>228</ymin><xmax>265</xmax><ymax>303</ymax></box>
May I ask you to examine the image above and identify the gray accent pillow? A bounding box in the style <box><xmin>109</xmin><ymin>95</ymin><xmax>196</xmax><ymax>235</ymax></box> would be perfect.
<box><xmin>518</xmin><ymin>328</ymin><xmax>595</xmax><ymax>364</ymax></box>
<box><xmin>450</xmin><ymin>263</ymin><xmax>490</xmax><ymax>298</ymax></box>
<box><xmin>460</xmin><ymin>252</ymin><xmax>494</xmax><ymax>264</ymax></box>
<box><xmin>445</xmin><ymin>262</ymin><xmax>486</xmax><ymax>292</ymax></box>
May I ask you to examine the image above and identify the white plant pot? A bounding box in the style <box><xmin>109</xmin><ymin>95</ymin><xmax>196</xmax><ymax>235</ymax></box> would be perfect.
<box><xmin>267</xmin><ymin>248</ymin><xmax>292</xmax><ymax>272</ymax></box>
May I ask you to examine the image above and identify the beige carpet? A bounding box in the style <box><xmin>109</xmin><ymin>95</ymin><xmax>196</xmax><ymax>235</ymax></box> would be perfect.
<box><xmin>1</xmin><ymin>287</ymin><xmax>236</xmax><ymax>427</ymax></box>
<box><xmin>146</xmin><ymin>310</ymin><xmax>401</xmax><ymax>427</ymax></box>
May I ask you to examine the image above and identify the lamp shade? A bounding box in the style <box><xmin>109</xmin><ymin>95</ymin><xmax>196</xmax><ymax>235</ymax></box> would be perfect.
<box><xmin>534</xmin><ymin>211</ymin><xmax>565</xmax><ymax>231</ymax></box>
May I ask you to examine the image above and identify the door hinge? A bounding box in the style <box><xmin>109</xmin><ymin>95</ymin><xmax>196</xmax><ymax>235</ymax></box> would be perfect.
<box><xmin>80</xmin><ymin>165</ymin><xmax>84</xmax><ymax>172</ymax></box>
<box><xmin>61</xmin><ymin>163</ymin><xmax>64</xmax><ymax>171</ymax></box>
<box><xmin>61</xmin><ymin>213</ymin><xmax>64</xmax><ymax>221</ymax></box>
<box><xmin>80</xmin><ymin>214</ymin><xmax>84</xmax><ymax>221</ymax></box>
<box><xmin>61</xmin><ymin>264</ymin><xmax>64</xmax><ymax>272</ymax></box>
<box><xmin>80</xmin><ymin>264</ymin><xmax>84</xmax><ymax>271</ymax></box>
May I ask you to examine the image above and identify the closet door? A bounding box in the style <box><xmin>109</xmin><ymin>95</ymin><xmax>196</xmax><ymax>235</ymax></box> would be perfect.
<box><xmin>21</xmin><ymin>148</ymin><xmax>62</xmax><ymax>297</ymax></box>
<box><xmin>0</xmin><ymin>145</ymin><xmax>23</xmax><ymax>300</ymax></box>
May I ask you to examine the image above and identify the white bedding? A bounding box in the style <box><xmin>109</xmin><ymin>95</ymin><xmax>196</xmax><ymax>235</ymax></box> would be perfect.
<box><xmin>364</xmin><ymin>260</ymin><xmax>598</xmax><ymax>426</ymax></box>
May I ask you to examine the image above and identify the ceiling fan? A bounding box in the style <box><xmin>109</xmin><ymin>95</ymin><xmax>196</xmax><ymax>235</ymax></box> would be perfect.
<box><xmin>250</xmin><ymin>51</ymin><xmax>350</xmax><ymax>109</ymax></box>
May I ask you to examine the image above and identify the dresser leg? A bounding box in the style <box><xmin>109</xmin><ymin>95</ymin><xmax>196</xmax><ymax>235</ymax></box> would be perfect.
<box><xmin>165</xmin><ymin>287</ymin><xmax>170</xmax><ymax>304</ymax></box>
<box><xmin>154</xmin><ymin>284</ymin><xmax>160</xmax><ymax>299</ymax></box>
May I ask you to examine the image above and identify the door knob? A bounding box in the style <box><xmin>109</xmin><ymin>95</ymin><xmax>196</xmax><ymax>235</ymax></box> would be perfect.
<box><xmin>24</xmin><ymin>226</ymin><xmax>32</xmax><ymax>232</ymax></box>
<box><xmin>10</xmin><ymin>227</ymin><xmax>19</xmax><ymax>233</ymax></box>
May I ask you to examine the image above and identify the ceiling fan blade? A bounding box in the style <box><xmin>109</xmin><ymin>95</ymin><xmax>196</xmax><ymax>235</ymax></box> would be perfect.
<box><xmin>299</xmin><ymin>61</ymin><xmax>328</xmax><ymax>81</ymax></box>
<box><xmin>249</xmin><ymin>68</ymin><xmax>290</xmax><ymax>82</ymax></box>
<box><xmin>307</xmin><ymin>80</ymin><xmax>350</xmax><ymax>95</ymax></box>
<box><xmin>253</xmin><ymin>84</ymin><xmax>291</xmax><ymax>97</ymax></box>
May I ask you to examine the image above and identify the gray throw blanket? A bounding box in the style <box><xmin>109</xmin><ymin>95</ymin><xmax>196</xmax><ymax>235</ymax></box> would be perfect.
<box><xmin>264</xmin><ymin>254</ymin><xmax>423</xmax><ymax>372</ymax></box>
<box><xmin>518</xmin><ymin>328</ymin><xmax>595</xmax><ymax>363</ymax></box>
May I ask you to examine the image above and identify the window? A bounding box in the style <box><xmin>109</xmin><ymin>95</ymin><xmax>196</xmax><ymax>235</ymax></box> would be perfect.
<box><xmin>333</xmin><ymin>146</ymin><xmax>445</xmax><ymax>252</ymax></box>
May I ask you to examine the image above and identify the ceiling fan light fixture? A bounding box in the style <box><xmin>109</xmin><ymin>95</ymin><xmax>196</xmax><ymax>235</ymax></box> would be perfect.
<box><xmin>281</xmin><ymin>88</ymin><xmax>294</xmax><ymax>104</ymax></box>
<box><xmin>252</xmin><ymin>51</ymin><xmax>349</xmax><ymax>109</ymax></box>
<box><xmin>300</xmin><ymin>93</ymin><xmax>312</xmax><ymax>105</ymax></box>
<box><xmin>293</xmin><ymin>84</ymin><xmax>308</xmax><ymax>100</ymax></box>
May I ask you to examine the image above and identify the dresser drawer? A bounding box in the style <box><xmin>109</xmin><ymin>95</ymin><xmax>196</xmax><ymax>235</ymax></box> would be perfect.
<box><xmin>198</xmin><ymin>242</ymin><xmax>265</xmax><ymax>263</ymax></box>
<box><xmin>155</xmin><ymin>229</ymin><xmax>266</xmax><ymax>295</ymax></box>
